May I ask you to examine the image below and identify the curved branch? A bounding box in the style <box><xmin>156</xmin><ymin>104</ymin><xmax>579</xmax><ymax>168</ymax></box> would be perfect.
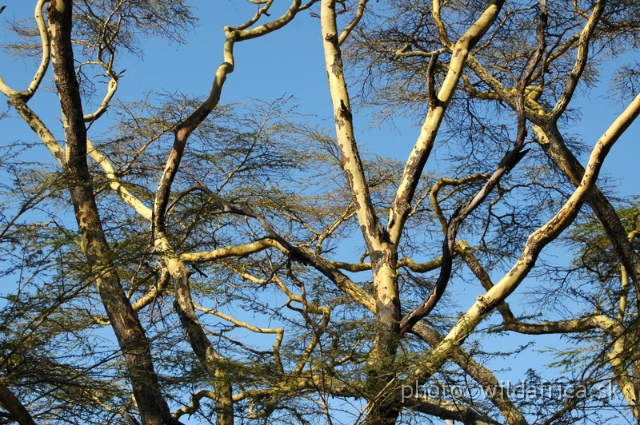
<box><xmin>0</xmin><ymin>0</ymin><xmax>50</xmax><ymax>100</ymax></box>
<box><xmin>411</xmin><ymin>88</ymin><xmax>640</xmax><ymax>389</ymax></box>
<box><xmin>550</xmin><ymin>0</ymin><xmax>605</xmax><ymax>119</ymax></box>
<box><xmin>398</xmin><ymin>208</ymin><xmax>459</xmax><ymax>337</ymax></box>
<box><xmin>338</xmin><ymin>0</ymin><xmax>368</xmax><ymax>45</ymax></box>
<box><xmin>235</xmin><ymin>0</ymin><xmax>302</xmax><ymax>40</ymax></box>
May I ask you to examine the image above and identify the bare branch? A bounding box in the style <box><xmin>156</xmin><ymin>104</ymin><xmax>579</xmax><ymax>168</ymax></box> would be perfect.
<box><xmin>338</xmin><ymin>0</ymin><xmax>368</xmax><ymax>45</ymax></box>
<box><xmin>387</xmin><ymin>0</ymin><xmax>505</xmax><ymax>245</ymax></box>
<box><xmin>411</xmin><ymin>89</ymin><xmax>640</xmax><ymax>385</ymax></box>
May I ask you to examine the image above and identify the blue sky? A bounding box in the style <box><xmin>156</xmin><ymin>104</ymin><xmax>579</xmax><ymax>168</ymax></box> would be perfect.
<box><xmin>2</xmin><ymin>0</ymin><xmax>636</xmax><ymax>194</ymax></box>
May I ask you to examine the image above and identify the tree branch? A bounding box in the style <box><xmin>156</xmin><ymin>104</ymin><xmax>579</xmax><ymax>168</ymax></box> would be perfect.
<box><xmin>0</xmin><ymin>383</ymin><xmax>37</xmax><ymax>425</ymax></box>
<box><xmin>410</xmin><ymin>88</ymin><xmax>640</xmax><ymax>390</ymax></box>
<box><xmin>387</xmin><ymin>0</ymin><xmax>505</xmax><ymax>245</ymax></box>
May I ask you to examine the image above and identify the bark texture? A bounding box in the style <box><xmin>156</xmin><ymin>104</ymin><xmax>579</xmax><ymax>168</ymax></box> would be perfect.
<box><xmin>47</xmin><ymin>2</ymin><xmax>180</xmax><ymax>424</ymax></box>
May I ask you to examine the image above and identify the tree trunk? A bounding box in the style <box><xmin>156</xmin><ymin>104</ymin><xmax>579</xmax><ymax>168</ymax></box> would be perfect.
<box><xmin>365</xmin><ymin>246</ymin><xmax>402</xmax><ymax>425</ymax></box>
<box><xmin>47</xmin><ymin>2</ymin><xmax>179</xmax><ymax>424</ymax></box>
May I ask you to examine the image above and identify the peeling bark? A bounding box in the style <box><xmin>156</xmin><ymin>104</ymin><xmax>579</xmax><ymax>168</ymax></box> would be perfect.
<box><xmin>321</xmin><ymin>3</ymin><xmax>401</xmax><ymax>422</ymax></box>
<box><xmin>386</xmin><ymin>0</ymin><xmax>505</xmax><ymax>245</ymax></box>
<box><xmin>533</xmin><ymin>123</ymin><xmax>640</xmax><ymax>304</ymax></box>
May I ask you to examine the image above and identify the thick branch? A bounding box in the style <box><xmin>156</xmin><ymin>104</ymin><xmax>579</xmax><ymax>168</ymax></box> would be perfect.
<box><xmin>410</xmin><ymin>88</ymin><xmax>640</xmax><ymax>389</ymax></box>
<box><xmin>321</xmin><ymin>0</ymin><xmax>385</xmax><ymax>253</ymax></box>
<box><xmin>0</xmin><ymin>383</ymin><xmax>37</xmax><ymax>425</ymax></box>
<box><xmin>533</xmin><ymin>123</ymin><xmax>640</xmax><ymax>305</ymax></box>
<box><xmin>387</xmin><ymin>0</ymin><xmax>505</xmax><ymax>245</ymax></box>
<box><xmin>411</xmin><ymin>323</ymin><xmax>527</xmax><ymax>425</ymax></box>
<box><xmin>498</xmin><ymin>315</ymin><xmax>611</xmax><ymax>334</ymax></box>
<box><xmin>463</xmin><ymin>3</ymin><xmax>640</xmax><ymax>306</ymax></box>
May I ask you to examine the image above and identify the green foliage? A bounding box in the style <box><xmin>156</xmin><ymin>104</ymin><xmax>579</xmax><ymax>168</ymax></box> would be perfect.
<box><xmin>1</xmin><ymin>0</ymin><xmax>640</xmax><ymax>424</ymax></box>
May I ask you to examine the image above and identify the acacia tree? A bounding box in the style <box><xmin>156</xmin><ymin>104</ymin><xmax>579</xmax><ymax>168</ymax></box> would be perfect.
<box><xmin>0</xmin><ymin>0</ymin><xmax>639</xmax><ymax>424</ymax></box>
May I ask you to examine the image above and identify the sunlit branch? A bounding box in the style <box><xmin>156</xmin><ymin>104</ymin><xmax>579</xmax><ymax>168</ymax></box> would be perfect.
<box><xmin>572</xmin><ymin>0</ymin><xmax>590</xmax><ymax>19</ymax></box>
<box><xmin>83</xmin><ymin>74</ymin><xmax>117</xmax><ymax>123</ymax></box>
<box><xmin>498</xmin><ymin>315</ymin><xmax>610</xmax><ymax>334</ymax></box>
<box><xmin>411</xmin><ymin>323</ymin><xmax>526</xmax><ymax>425</ymax></box>
<box><xmin>153</xmin><ymin>29</ymin><xmax>236</xmax><ymax>234</ymax></box>
<box><xmin>173</xmin><ymin>191</ymin><xmax>373</xmax><ymax>315</ymax></box>
<box><xmin>86</xmin><ymin>138</ymin><xmax>152</xmax><ymax>220</ymax></box>
<box><xmin>464</xmin><ymin>11</ymin><xmax>640</xmax><ymax>308</ymax></box>
<box><xmin>27</xmin><ymin>0</ymin><xmax>51</xmax><ymax>99</ymax></box>
<box><xmin>232</xmin><ymin>374</ymin><xmax>360</xmax><ymax>403</ymax></box>
<box><xmin>180</xmin><ymin>239</ymin><xmax>281</xmax><ymax>263</ymax></box>
<box><xmin>530</xmin><ymin>33</ymin><xmax>580</xmax><ymax>84</ymax></box>
<box><xmin>173</xmin><ymin>390</ymin><xmax>216</xmax><ymax>420</ymax></box>
<box><xmin>532</xmin><ymin>124</ymin><xmax>640</xmax><ymax>303</ymax></box>
<box><xmin>131</xmin><ymin>268</ymin><xmax>170</xmax><ymax>311</ymax></box>
<box><xmin>0</xmin><ymin>0</ymin><xmax>50</xmax><ymax>100</ymax></box>
<box><xmin>327</xmin><ymin>256</ymin><xmax>443</xmax><ymax>273</ymax></box>
<box><xmin>338</xmin><ymin>0</ymin><xmax>369</xmax><ymax>45</ymax></box>
<box><xmin>234</xmin><ymin>0</ymin><xmax>302</xmax><ymax>41</ymax></box>
<box><xmin>392</xmin><ymin>49</ymin><xmax>442</xmax><ymax>59</ymax></box>
<box><xmin>550</xmin><ymin>0</ymin><xmax>606</xmax><ymax>120</ymax></box>
<box><xmin>153</xmin><ymin>1</ymin><xmax>305</xmax><ymax>238</ymax></box>
<box><xmin>7</xmin><ymin>97</ymin><xmax>65</xmax><ymax>165</ymax></box>
<box><xmin>321</xmin><ymin>0</ymin><xmax>385</xmax><ymax>253</ymax></box>
<box><xmin>399</xmin><ymin>27</ymin><xmax>546</xmax><ymax>334</ymax></box>
<box><xmin>410</xmin><ymin>89</ymin><xmax>640</xmax><ymax>386</ymax></box>
<box><xmin>431</xmin><ymin>0</ymin><xmax>451</xmax><ymax>48</ymax></box>
<box><xmin>223</xmin><ymin>262</ymin><xmax>271</xmax><ymax>285</ymax></box>
<box><xmin>273</xmin><ymin>274</ymin><xmax>330</xmax><ymax>315</ymax></box>
<box><xmin>406</xmin><ymin>188</ymin><xmax>432</xmax><ymax>219</ymax></box>
<box><xmin>235</xmin><ymin>0</ymin><xmax>275</xmax><ymax>30</ymax></box>
<box><xmin>387</xmin><ymin>0</ymin><xmax>505</xmax><ymax>245</ymax></box>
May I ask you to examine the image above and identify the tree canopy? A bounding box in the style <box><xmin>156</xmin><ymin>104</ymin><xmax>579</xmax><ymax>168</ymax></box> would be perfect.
<box><xmin>0</xmin><ymin>0</ymin><xmax>639</xmax><ymax>424</ymax></box>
